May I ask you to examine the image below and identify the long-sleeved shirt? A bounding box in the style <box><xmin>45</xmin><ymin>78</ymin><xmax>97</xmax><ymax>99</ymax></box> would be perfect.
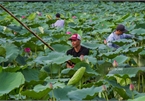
<box><xmin>52</xmin><ymin>19</ymin><xmax>64</xmax><ymax>27</ymax></box>
<box><xmin>106</xmin><ymin>32</ymin><xmax>132</xmax><ymax>48</ymax></box>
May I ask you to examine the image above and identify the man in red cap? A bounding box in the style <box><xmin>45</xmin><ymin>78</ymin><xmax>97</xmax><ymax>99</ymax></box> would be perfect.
<box><xmin>66</xmin><ymin>34</ymin><xmax>89</xmax><ymax>68</ymax></box>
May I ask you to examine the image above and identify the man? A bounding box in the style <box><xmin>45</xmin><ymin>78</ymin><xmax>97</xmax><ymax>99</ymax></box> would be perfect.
<box><xmin>52</xmin><ymin>13</ymin><xmax>64</xmax><ymax>27</ymax></box>
<box><xmin>66</xmin><ymin>34</ymin><xmax>89</xmax><ymax>68</ymax></box>
<box><xmin>106</xmin><ymin>24</ymin><xmax>133</xmax><ymax>49</ymax></box>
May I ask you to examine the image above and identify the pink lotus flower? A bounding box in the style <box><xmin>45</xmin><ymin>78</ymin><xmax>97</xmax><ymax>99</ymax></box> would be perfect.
<box><xmin>80</xmin><ymin>55</ymin><xmax>84</xmax><ymax>61</ymax></box>
<box><xmin>22</xmin><ymin>16</ymin><xmax>26</xmax><ymax>19</ymax></box>
<box><xmin>72</xmin><ymin>16</ymin><xmax>76</xmax><ymax>19</ymax></box>
<box><xmin>104</xmin><ymin>40</ymin><xmax>107</xmax><ymax>44</ymax></box>
<box><xmin>24</xmin><ymin>48</ymin><xmax>31</xmax><ymax>53</ymax></box>
<box><xmin>113</xmin><ymin>60</ymin><xmax>118</xmax><ymax>67</ymax></box>
<box><xmin>49</xmin><ymin>83</ymin><xmax>53</xmax><ymax>89</ymax></box>
<box><xmin>66</xmin><ymin>31</ymin><xmax>71</xmax><ymax>34</ymax></box>
<box><xmin>38</xmin><ymin>12</ymin><xmax>42</xmax><ymax>16</ymax></box>
<box><xmin>13</xmin><ymin>31</ymin><xmax>17</xmax><ymax>35</ymax></box>
<box><xmin>102</xmin><ymin>85</ymin><xmax>107</xmax><ymax>91</ymax></box>
<box><xmin>129</xmin><ymin>84</ymin><xmax>134</xmax><ymax>91</ymax></box>
<box><xmin>89</xmin><ymin>20</ymin><xmax>92</xmax><ymax>22</ymax></box>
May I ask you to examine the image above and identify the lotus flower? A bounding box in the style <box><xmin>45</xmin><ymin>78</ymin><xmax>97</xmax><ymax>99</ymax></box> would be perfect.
<box><xmin>80</xmin><ymin>55</ymin><xmax>84</xmax><ymax>61</ymax></box>
<box><xmin>24</xmin><ymin>48</ymin><xmax>31</xmax><ymax>53</ymax></box>
<box><xmin>104</xmin><ymin>40</ymin><xmax>107</xmax><ymax>44</ymax></box>
<box><xmin>102</xmin><ymin>85</ymin><xmax>107</xmax><ymax>91</ymax></box>
<box><xmin>66</xmin><ymin>31</ymin><xmax>71</xmax><ymax>34</ymax></box>
<box><xmin>113</xmin><ymin>60</ymin><xmax>118</xmax><ymax>67</ymax></box>
<box><xmin>22</xmin><ymin>16</ymin><xmax>26</xmax><ymax>19</ymax></box>
<box><xmin>13</xmin><ymin>31</ymin><xmax>17</xmax><ymax>35</ymax></box>
<box><xmin>36</xmin><ymin>11</ymin><xmax>42</xmax><ymax>16</ymax></box>
<box><xmin>129</xmin><ymin>84</ymin><xmax>134</xmax><ymax>91</ymax></box>
<box><xmin>72</xmin><ymin>16</ymin><xmax>76</xmax><ymax>19</ymax></box>
<box><xmin>49</xmin><ymin>83</ymin><xmax>53</xmax><ymax>89</ymax></box>
<box><xmin>38</xmin><ymin>12</ymin><xmax>42</xmax><ymax>16</ymax></box>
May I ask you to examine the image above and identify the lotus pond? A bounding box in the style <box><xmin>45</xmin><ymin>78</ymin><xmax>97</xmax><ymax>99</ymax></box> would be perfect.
<box><xmin>0</xmin><ymin>1</ymin><xmax>145</xmax><ymax>100</ymax></box>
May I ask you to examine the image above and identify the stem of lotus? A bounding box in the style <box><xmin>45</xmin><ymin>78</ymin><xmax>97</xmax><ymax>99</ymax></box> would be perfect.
<box><xmin>2</xmin><ymin>62</ymin><xmax>4</xmax><ymax>67</ymax></box>
<box><xmin>125</xmin><ymin>78</ymin><xmax>127</xmax><ymax>86</ymax></box>
<box><xmin>51</xmin><ymin>63</ymin><xmax>52</xmax><ymax>79</ymax></box>
<box><xmin>58</xmin><ymin>66</ymin><xmax>61</xmax><ymax>80</ymax></box>
<box><xmin>35</xmin><ymin>47</ymin><xmax>37</xmax><ymax>57</ymax></box>
<box><xmin>138</xmin><ymin>73</ymin><xmax>140</xmax><ymax>92</ymax></box>
<box><xmin>52</xmin><ymin>89</ymin><xmax>55</xmax><ymax>101</ymax></box>
<box><xmin>138</xmin><ymin>54</ymin><xmax>141</xmax><ymax>67</ymax></box>
<box><xmin>105</xmin><ymin>91</ymin><xmax>109</xmax><ymax>101</ymax></box>
<box><xmin>79</xmin><ymin>79</ymin><xmax>82</xmax><ymax>89</ymax></box>
<box><xmin>132</xmin><ymin>91</ymin><xmax>134</xmax><ymax>99</ymax></box>
<box><xmin>13</xmin><ymin>60</ymin><xmax>17</xmax><ymax>66</ymax></box>
<box><xmin>142</xmin><ymin>74</ymin><xmax>144</xmax><ymax>92</ymax></box>
<box><xmin>102</xmin><ymin>92</ymin><xmax>106</xmax><ymax>100</ymax></box>
<box><xmin>5</xmin><ymin>94</ymin><xmax>7</xmax><ymax>100</ymax></box>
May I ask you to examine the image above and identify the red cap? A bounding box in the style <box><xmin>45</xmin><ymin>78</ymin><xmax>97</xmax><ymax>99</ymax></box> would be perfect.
<box><xmin>68</xmin><ymin>34</ymin><xmax>81</xmax><ymax>40</ymax></box>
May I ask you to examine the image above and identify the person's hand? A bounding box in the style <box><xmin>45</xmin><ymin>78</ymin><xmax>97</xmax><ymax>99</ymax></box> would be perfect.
<box><xmin>68</xmin><ymin>64</ymin><xmax>74</xmax><ymax>68</ymax></box>
<box><xmin>80</xmin><ymin>55</ymin><xmax>84</xmax><ymax>61</ymax></box>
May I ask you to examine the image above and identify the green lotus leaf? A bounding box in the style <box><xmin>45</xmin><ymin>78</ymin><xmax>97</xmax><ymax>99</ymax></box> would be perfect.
<box><xmin>82</xmin><ymin>42</ymin><xmax>99</xmax><ymax>49</ymax></box>
<box><xmin>0</xmin><ymin>72</ymin><xmax>25</xmax><ymax>96</ymax></box>
<box><xmin>84</xmin><ymin>55</ymin><xmax>97</xmax><ymax>65</ymax></box>
<box><xmin>112</xmin><ymin>55</ymin><xmax>129</xmax><ymax>65</ymax></box>
<box><xmin>128</xmin><ymin>96</ymin><xmax>145</xmax><ymax>101</ymax></box>
<box><xmin>68</xmin><ymin>22</ymin><xmax>76</xmax><ymax>27</ymax></box>
<box><xmin>2</xmin><ymin>43</ymin><xmax>19</xmax><ymax>62</ymax></box>
<box><xmin>0</xmin><ymin>46</ymin><xmax>6</xmax><ymax>57</ymax></box>
<box><xmin>46</xmin><ymin>19</ymin><xmax>56</xmax><ymax>25</ymax></box>
<box><xmin>107</xmin><ymin>68</ymin><xmax>142</xmax><ymax>77</ymax></box>
<box><xmin>27</xmin><ymin>13</ymin><xmax>36</xmax><ymax>21</ymax></box>
<box><xmin>67</xmin><ymin>86</ymin><xmax>103</xmax><ymax>100</ymax></box>
<box><xmin>1</xmin><ymin>66</ymin><xmax>24</xmax><ymax>72</ymax></box>
<box><xmin>61</xmin><ymin>68</ymin><xmax>76</xmax><ymax>76</ymax></box>
<box><xmin>49</xmin><ymin>86</ymin><xmax>77</xmax><ymax>100</ymax></box>
<box><xmin>131</xmin><ymin>28</ymin><xmax>145</xmax><ymax>36</ymax></box>
<box><xmin>126</xmin><ymin>47</ymin><xmax>143</xmax><ymax>54</ymax></box>
<box><xmin>7</xmin><ymin>24</ymin><xmax>22</xmax><ymax>32</ymax></box>
<box><xmin>13</xmin><ymin>37</ymin><xmax>32</xmax><ymax>43</ymax></box>
<box><xmin>51</xmin><ymin>44</ymin><xmax>70</xmax><ymax>52</ymax></box>
<box><xmin>21</xmin><ymin>69</ymin><xmax>40</xmax><ymax>82</ymax></box>
<box><xmin>27</xmin><ymin>23</ymin><xmax>40</xmax><ymax>28</ymax></box>
<box><xmin>0</xmin><ymin>57</ymin><xmax>7</xmax><ymax>63</ymax></box>
<box><xmin>35</xmin><ymin>51</ymin><xmax>72</xmax><ymax>65</ymax></box>
<box><xmin>21</xmin><ymin>84</ymin><xmax>51</xmax><ymax>99</ymax></box>
<box><xmin>99</xmin><ymin>51</ymin><xmax>119</xmax><ymax>59</ymax></box>
<box><xmin>112</xmin><ymin>39</ymin><xmax>133</xmax><ymax>46</ymax></box>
